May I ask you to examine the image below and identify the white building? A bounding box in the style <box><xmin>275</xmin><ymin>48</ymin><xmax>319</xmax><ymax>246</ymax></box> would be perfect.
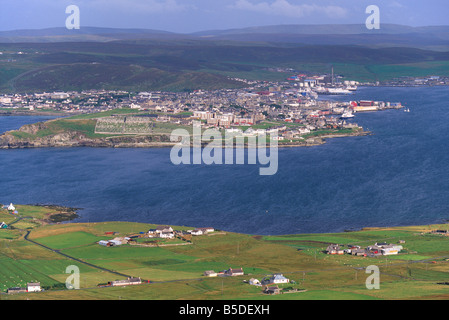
<box><xmin>7</xmin><ymin>203</ymin><xmax>15</xmax><ymax>211</ymax></box>
<box><xmin>203</xmin><ymin>270</ymin><xmax>218</xmax><ymax>277</ymax></box>
<box><xmin>191</xmin><ymin>229</ymin><xmax>203</xmax><ymax>236</ymax></box>
<box><xmin>27</xmin><ymin>282</ymin><xmax>41</xmax><ymax>293</ymax></box>
<box><xmin>270</xmin><ymin>274</ymin><xmax>290</xmax><ymax>284</ymax></box>
<box><xmin>381</xmin><ymin>245</ymin><xmax>403</xmax><ymax>256</ymax></box>
<box><xmin>160</xmin><ymin>232</ymin><xmax>174</xmax><ymax>239</ymax></box>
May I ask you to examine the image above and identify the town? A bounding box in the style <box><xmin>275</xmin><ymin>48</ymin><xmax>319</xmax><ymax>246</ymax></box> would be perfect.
<box><xmin>0</xmin><ymin>73</ymin><xmax>406</xmax><ymax>146</ymax></box>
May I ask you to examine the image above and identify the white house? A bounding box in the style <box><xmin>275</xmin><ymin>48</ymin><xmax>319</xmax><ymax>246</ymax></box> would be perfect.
<box><xmin>160</xmin><ymin>232</ymin><xmax>174</xmax><ymax>239</ymax></box>
<box><xmin>27</xmin><ymin>282</ymin><xmax>41</xmax><ymax>293</ymax></box>
<box><xmin>156</xmin><ymin>226</ymin><xmax>173</xmax><ymax>234</ymax></box>
<box><xmin>249</xmin><ymin>278</ymin><xmax>261</xmax><ymax>286</ymax></box>
<box><xmin>191</xmin><ymin>229</ymin><xmax>203</xmax><ymax>236</ymax></box>
<box><xmin>7</xmin><ymin>203</ymin><xmax>15</xmax><ymax>211</ymax></box>
<box><xmin>270</xmin><ymin>274</ymin><xmax>290</xmax><ymax>284</ymax></box>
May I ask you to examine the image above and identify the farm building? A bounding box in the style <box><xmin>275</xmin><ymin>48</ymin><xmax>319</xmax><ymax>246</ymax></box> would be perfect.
<box><xmin>269</xmin><ymin>274</ymin><xmax>290</xmax><ymax>284</ymax></box>
<box><xmin>351</xmin><ymin>248</ymin><xmax>367</xmax><ymax>256</ymax></box>
<box><xmin>7</xmin><ymin>287</ymin><xmax>27</xmax><ymax>294</ymax></box>
<box><xmin>109</xmin><ymin>277</ymin><xmax>142</xmax><ymax>287</ymax></box>
<box><xmin>27</xmin><ymin>282</ymin><xmax>41</xmax><ymax>292</ymax></box>
<box><xmin>225</xmin><ymin>268</ymin><xmax>244</xmax><ymax>276</ymax></box>
<box><xmin>326</xmin><ymin>245</ymin><xmax>344</xmax><ymax>255</ymax></box>
<box><xmin>249</xmin><ymin>278</ymin><xmax>261</xmax><ymax>286</ymax></box>
<box><xmin>0</xmin><ymin>222</ymin><xmax>8</xmax><ymax>229</ymax></box>
<box><xmin>155</xmin><ymin>226</ymin><xmax>173</xmax><ymax>234</ymax></box>
<box><xmin>203</xmin><ymin>270</ymin><xmax>218</xmax><ymax>277</ymax></box>
<box><xmin>264</xmin><ymin>285</ymin><xmax>281</xmax><ymax>295</ymax></box>
<box><xmin>7</xmin><ymin>203</ymin><xmax>15</xmax><ymax>211</ymax></box>
<box><xmin>98</xmin><ymin>239</ymin><xmax>123</xmax><ymax>247</ymax></box>
<box><xmin>381</xmin><ymin>245</ymin><xmax>403</xmax><ymax>256</ymax></box>
<box><xmin>7</xmin><ymin>282</ymin><xmax>41</xmax><ymax>294</ymax></box>
<box><xmin>190</xmin><ymin>229</ymin><xmax>203</xmax><ymax>236</ymax></box>
<box><xmin>160</xmin><ymin>232</ymin><xmax>175</xmax><ymax>239</ymax></box>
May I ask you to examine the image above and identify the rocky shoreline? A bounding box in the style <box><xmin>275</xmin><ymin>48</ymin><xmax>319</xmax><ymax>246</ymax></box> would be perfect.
<box><xmin>0</xmin><ymin>120</ymin><xmax>369</xmax><ymax>149</ymax></box>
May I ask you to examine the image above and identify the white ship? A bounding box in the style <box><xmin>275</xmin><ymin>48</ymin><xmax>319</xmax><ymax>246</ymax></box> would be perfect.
<box><xmin>314</xmin><ymin>87</ymin><xmax>352</xmax><ymax>95</ymax></box>
<box><xmin>340</xmin><ymin>110</ymin><xmax>355</xmax><ymax>119</ymax></box>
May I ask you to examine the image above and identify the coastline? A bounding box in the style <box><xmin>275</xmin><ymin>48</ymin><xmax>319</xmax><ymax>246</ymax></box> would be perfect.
<box><xmin>0</xmin><ymin>127</ymin><xmax>370</xmax><ymax>149</ymax></box>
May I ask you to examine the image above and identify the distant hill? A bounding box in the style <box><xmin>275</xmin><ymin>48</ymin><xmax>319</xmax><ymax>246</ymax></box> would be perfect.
<box><xmin>193</xmin><ymin>24</ymin><xmax>449</xmax><ymax>36</ymax></box>
<box><xmin>1</xmin><ymin>25</ymin><xmax>449</xmax><ymax>92</ymax></box>
<box><xmin>0</xmin><ymin>27</ymin><xmax>188</xmax><ymax>43</ymax></box>
<box><xmin>1</xmin><ymin>24</ymin><xmax>449</xmax><ymax>49</ymax></box>
<box><xmin>192</xmin><ymin>24</ymin><xmax>449</xmax><ymax>50</ymax></box>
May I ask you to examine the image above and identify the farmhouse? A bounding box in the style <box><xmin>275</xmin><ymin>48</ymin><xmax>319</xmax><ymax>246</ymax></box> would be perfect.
<box><xmin>326</xmin><ymin>244</ymin><xmax>344</xmax><ymax>255</ymax></box>
<box><xmin>156</xmin><ymin>226</ymin><xmax>173</xmax><ymax>234</ymax></box>
<box><xmin>7</xmin><ymin>282</ymin><xmax>41</xmax><ymax>294</ymax></box>
<box><xmin>225</xmin><ymin>268</ymin><xmax>244</xmax><ymax>276</ymax></box>
<box><xmin>27</xmin><ymin>282</ymin><xmax>41</xmax><ymax>292</ymax></box>
<box><xmin>249</xmin><ymin>278</ymin><xmax>261</xmax><ymax>286</ymax></box>
<box><xmin>190</xmin><ymin>229</ymin><xmax>203</xmax><ymax>236</ymax></box>
<box><xmin>160</xmin><ymin>232</ymin><xmax>175</xmax><ymax>239</ymax></box>
<box><xmin>7</xmin><ymin>203</ymin><xmax>15</xmax><ymax>211</ymax></box>
<box><xmin>269</xmin><ymin>274</ymin><xmax>290</xmax><ymax>284</ymax></box>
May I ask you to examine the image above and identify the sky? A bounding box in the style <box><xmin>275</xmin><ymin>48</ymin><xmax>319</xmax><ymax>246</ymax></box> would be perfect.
<box><xmin>0</xmin><ymin>0</ymin><xmax>447</xmax><ymax>33</ymax></box>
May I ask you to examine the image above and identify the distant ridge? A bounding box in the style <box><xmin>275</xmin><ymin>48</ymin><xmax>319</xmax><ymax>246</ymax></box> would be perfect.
<box><xmin>1</xmin><ymin>24</ymin><xmax>448</xmax><ymax>49</ymax></box>
<box><xmin>0</xmin><ymin>26</ymin><xmax>184</xmax><ymax>43</ymax></box>
<box><xmin>192</xmin><ymin>24</ymin><xmax>449</xmax><ymax>36</ymax></box>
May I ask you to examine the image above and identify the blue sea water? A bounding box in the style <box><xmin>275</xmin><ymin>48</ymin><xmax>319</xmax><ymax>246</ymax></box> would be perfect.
<box><xmin>1</xmin><ymin>86</ymin><xmax>449</xmax><ymax>235</ymax></box>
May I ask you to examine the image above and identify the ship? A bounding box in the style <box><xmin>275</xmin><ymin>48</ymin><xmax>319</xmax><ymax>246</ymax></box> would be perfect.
<box><xmin>314</xmin><ymin>87</ymin><xmax>352</xmax><ymax>95</ymax></box>
<box><xmin>340</xmin><ymin>110</ymin><xmax>355</xmax><ymax>119</ymax></box>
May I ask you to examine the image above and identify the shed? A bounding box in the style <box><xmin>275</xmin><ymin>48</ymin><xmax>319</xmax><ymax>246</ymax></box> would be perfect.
<box><xmin>264</xmin><ymin>285</ymin><xmax>280</xmax><ymax>295</ymax></box>
<box><xmin>203</xmin><ymin>270</ymin><xmax>218</xmax><ymax>277</ymax></box>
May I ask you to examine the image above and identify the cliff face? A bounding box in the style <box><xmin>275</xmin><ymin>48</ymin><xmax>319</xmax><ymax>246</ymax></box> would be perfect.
<box><xmin>0</xmin><ymin>122</ymin><xmax>174</xmax><ymax>149</ymax></box>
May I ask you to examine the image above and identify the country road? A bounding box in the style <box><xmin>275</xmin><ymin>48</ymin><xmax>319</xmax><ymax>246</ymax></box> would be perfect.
<box><xmin>24</xmin><ymin>230</ymin><xmax>133</xmax><ymax>280</ymax></box>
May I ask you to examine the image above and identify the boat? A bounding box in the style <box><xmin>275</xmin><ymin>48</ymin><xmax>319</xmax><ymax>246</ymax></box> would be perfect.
<box><xmin>340</xmin><ymin>110</ymin><xmax>355</xmax><ymax>119</ymax></box>
<box><xmin>315</xmin><ymin>87</ymin><xmax>352</xmax><ymax>95</ymax></box>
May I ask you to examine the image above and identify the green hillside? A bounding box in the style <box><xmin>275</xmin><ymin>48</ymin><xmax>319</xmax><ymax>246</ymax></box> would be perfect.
<box><xmin>1</xmin><ymin>40</ymin><xmax>449</xmax><ymax>92</ymax></box>
<box><xmin>2</xmin><ymin>204</ymin><xmax>449</xmax><ymax>300</ymax></box>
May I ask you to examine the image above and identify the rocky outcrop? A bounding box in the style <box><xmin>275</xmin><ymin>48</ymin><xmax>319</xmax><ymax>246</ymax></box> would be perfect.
<box><xmin>0</xmin><ymin>122</ymin><xmax>175</xmax><ymax>149</ymax></box>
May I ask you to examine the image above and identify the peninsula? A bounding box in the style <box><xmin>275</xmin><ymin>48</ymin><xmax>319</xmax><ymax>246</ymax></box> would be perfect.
<box><xmin>0</xmin><ymin>82</ymin><xmax>401</xmax><ymax>150</ymax></box>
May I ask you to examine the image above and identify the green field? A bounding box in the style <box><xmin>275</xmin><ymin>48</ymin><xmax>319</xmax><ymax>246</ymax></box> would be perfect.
<box><xmin>2</xmin><ymin>204</ymin><xmax>449</xmax><ymax>300</ymax></box>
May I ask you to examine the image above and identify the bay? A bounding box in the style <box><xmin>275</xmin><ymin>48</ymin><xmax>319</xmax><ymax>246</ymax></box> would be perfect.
<box><xmin>0</xmin><ymin>86</ymin><xmax>448</xmax><ymax>235</ymax></box>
